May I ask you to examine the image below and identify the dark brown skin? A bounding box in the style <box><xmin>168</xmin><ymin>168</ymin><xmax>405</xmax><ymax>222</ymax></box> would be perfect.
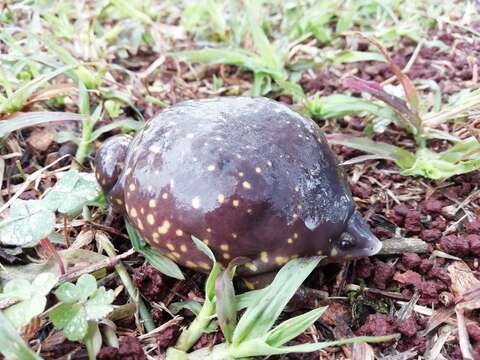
<box><xmin>95</xmin><ymin>97</ymin><xmax>382</xmax><ymax>288</ymax></box>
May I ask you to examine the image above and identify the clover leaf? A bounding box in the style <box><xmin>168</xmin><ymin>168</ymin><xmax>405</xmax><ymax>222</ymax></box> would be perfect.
<box><xmin>49</xmin><ymin>274</ymin><xmax>114</xmax><ymax>341</ymax></box>
<box><xmin>43</xmin><ymin>170</ymin><xmax>100</xmax><ymax>216</ymax></box>
<box><xmin>0</xmin><ymin>273</ymin><xmax>58</xmax><ymax>329</ymax></box>
<box><xmin>0</xmin><ymin>200</ymin><xmax>55</xmax><ymax>247</ymax></box>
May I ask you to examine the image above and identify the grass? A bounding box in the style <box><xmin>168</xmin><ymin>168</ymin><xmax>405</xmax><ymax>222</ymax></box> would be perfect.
<box><xmin>0</xmin><ymin>0</ymin><xmax>480</xmax><ymax>359</ymax></box>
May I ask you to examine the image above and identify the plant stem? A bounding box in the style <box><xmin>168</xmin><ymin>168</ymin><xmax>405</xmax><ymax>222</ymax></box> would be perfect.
<box><xmin>174</xmin><ymin>299</ymin><xmax>216</xmax><ymax>351</ymax></box>
<box><xmin>101</xmin><ymin>240</ymin><xmax>155</xmax><ymax>332</ymax></box>
<box><xmin>74</xmin><ymin>119</ymin><xmax>94</xmax><ymax>167</ymax></box>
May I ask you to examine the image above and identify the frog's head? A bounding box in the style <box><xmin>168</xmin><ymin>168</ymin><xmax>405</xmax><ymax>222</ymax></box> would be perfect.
<box><xmin>94</xmin><ymin>135</ymin><xmax>132</xmax><ymax>210</ymax></box>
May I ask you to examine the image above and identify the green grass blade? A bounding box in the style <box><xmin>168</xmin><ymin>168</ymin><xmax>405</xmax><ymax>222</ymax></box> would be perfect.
<box><xmin>0</xmin><ymin>311</ymin><xmax>42</xmax><ymax>360</ymax></box>
<box><xmin>90</xmin><ymin>118</ymin><xmax>143</xmax><ymax>141</ymax></box>
<box><xmin>0</xmin><ymin>111</ymin><xmax>86</xmax><ymax>138</ymax></box>
<box><xmin>265</xmin><ymin>306</ymin><xmax>328</xmax><ymax>347</ymax></box>
<box><xmin>327</xmin><ymin>134</ymin><xmax>416</xmax><ymax>169</ymax></box>
<box><xmin>215</xmin><ymin>265</ymin><xmax>237</xmax><ymax>343</ymax></box>
<box><xmin>232</xmin><ymin>257</ymin><xmax>321</xmax><ymax>345</ymax></box>
<box><xmin>125</xmin><ymin>222</ymin><xmax>184</xmax><ymax>280</ymax></box>
<box><xmin>438</xmin><ymin>137</ymin><xmax>480</xmax><ymax>162</ymax></box>
<box><xmin>0</xmin><ymin>65</ymin><xmax>76</xmax><ymax>114</ymax></box>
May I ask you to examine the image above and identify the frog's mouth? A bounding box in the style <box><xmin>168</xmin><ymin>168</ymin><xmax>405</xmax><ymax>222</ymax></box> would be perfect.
<box><xmin>342</xmin><ymin>211</ymin><xmax>382</xmax><ymax>257</ymax></box>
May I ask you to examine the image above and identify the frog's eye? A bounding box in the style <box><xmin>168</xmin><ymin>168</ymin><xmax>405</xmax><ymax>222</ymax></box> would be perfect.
<box><xmin>338</xmin><ymin>232</ymin><xmax>355</xmax><ymax>250</ymax></box>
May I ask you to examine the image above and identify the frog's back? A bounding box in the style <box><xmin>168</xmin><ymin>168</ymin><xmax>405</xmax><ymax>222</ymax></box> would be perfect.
<box><xmin>120</xmin><ymin>97</ymin><xmax>353</xmax><ymax>272</ymax></box>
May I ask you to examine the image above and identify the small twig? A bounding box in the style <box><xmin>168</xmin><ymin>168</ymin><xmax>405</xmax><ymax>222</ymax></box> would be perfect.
<box><xmin>59</xmin><ymin>248</ymin><xmax>135</xmax><ymax>283</ymax></box>
<box><xmin>379</xmin><ymin>237</ymin><xmax>429</xmax><ymax>255</ymax></box>
<box><xmin>40</xmin><ymin>238</ymin><xmax>66</xmax><ymax>275</ymax></box>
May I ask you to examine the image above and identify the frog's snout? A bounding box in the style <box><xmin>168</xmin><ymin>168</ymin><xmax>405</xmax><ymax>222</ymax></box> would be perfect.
<box><xmin>341</xmin><ymin>211</ymin><xmax>382</xmax><ymax>257</ymax></box>
<box><xmin>94</xmin><ymin>134</ymin><xmax>131</xmax><ymax>205</ymax></box>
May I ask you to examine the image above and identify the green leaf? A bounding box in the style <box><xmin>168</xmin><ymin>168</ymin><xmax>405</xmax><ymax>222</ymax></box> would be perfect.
<box><xmin>75</xmin><ymin>274</ymin><xmax>98</xmax><ymax>303</ymax></box>
<box><xmin>84</xmin><ymin>321</ymin><xmax>102</xmax><ymax>360</ymax></box>
<box><xmin>215</xmin><ymin>264</ymin><xmax>238</xmax><ymax>343</ymax></box>
<box><xmin>0</xmin><ymin>279</ymin><xmax>31</xmax><ymax>301</ymax></box>
<box><xmin>0</xmin><ymin>111</ymin><xmax>86</xmax><ymax>138</ymax></box>
<box><xmin>0</xmin><ymin>199</ymin><xmax>55</xmax><ymax>247</ymax></box>
<box><xmin>232</xmin><ymin>257</ymin><xmax>321</xmax><ymax>345</ymax></box>
<box><xmin>85</xmin><ymin>288</ymin><xmax>114</xmax><ymax>320</ymax></box>
<box><xmin>4</xmin><ymin>297</ymin><xmax>46</xmax><ymax>329</ymax></box>
<box><xmin>62</xmin><ymin>306</ymin><xmax>88</xmax><ymax>341</ymax></box>
<box><xmin>327</xmin><ymin>134</ymin><xmax>416</xmax><ymax>169</ymax></box>
<box><xmin>55</xmin><ymin>283</ymin><xmax>80</xmax><ymax>303</ymax></box>
<box><xmin>125</xmin><ymin>221</ymin><xmax>184</xmax><ymax>280</ymax></box>
<box><xmin>191</xmin><ymin>235</ymin><xmax>216</xmax><ymax>263</ymax></box>
<box><xmin>0</xmin><ymin>65</ymin><xmax>76</xmax><ymax>114</ymax></box>
<box><xmin>265</xmin><ymin>306</ymin><xmax>328</xmax><ymax>347</ymax></box>
<box><xmin>43</xmin><ymin>170</ymin><xmax>100</xmax><ymax>216</ymax></box>
<box><xmin>169</xmin><ymin>300</ymin><xmax>203</xmax><ymax>316</ymax></box>
<box><xmin>0</xmin><ymin>311</ymin><xmax>42</xmax><ymax>360</ymax></box>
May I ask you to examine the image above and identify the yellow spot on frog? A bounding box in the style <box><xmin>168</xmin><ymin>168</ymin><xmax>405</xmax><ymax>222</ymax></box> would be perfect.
<box><xmin>137</xmin><ymin>220</ymin><xmax>144</xmax><ymax>230</ymax></box>
<box><xmin>242</xmin><ymin>181</ymin><xmax>252</xmax><ymax>189</ymax></box>
<box><xmin>207</xmin><ymin>228</ymin><xmax>212</xmax><ymax>233</ymax></box>
<box><xmin>287</xmin><ymin>238</ymin><xmax>293</xmax><ymax>244</ymax></box>
<box><xmin>317</xmin><ymin>250</ymin><xmax>323</xmax><ymax>255</ymax></box>
<box><xmin>147</xmin><ymin>214</ymin><xmax>155</xmax><ymax>225</ymax></box>
<box><xmin>293</xmin><ymin>233</ymin><xmax>299</xmax><ymax>239</ymax></box>
<box><xmin>232</xmin><ymin>199</ymin><xmax>239</xmax><ymax>207</ymax></box>
<box><xmin>125</xmin><ymin>167</ymin><xmax>132</xmax><ymax>175</ymax></box>
<box><xmin>232</xmin><ymin>233</ymin><xmax>237</xmax><ymax>238</ymax></box>
<box><xmin>244</xmin><ymin>280</ymin><xmax>255</xmax><ymax>290</ymax></box>
<box><xmin>238</xmin><ymin>171</ymin><xmax>244</xmax><ymax>177</ymax></box>
<box><xmin>207</xmin><ymin>165</ymin><xmax>215</xmax><ymax>171</ymax></box>
<box><xmin>245</xmin><ymin>262</ymin><xmax>258</xmax><ymax>272</ymax></box>
<box><xmin>149</xmin><ymin>199</ymin><xmax>156</xmax><ymax>208</ymax></box>
<box><xmin>199</xmin><ymin>262</ymin><xmax>210</xmax><ymax>270</ymax></box>
<box><xmin>129</xmin><ymin>183</ymin><xmax>136</xmax><ymax>191</ymax></box>
<box><xmin>166</xmin><ymin>243</ymin><xmax>175</xmax><ymax>251</ymax></box>
<box><xmin>223</xmin><ymin>253</ymin><xmax>231</xmax><ymax>260</ymax></box>
<box><xmin>186</xmin><ymin>260</ymin><xmax>197</xmax><ymax>268</ymax></box>
<box><xmin>180</xmin><ymin>245</ymin><xmax>187</xmax><ymax>252</ymax></box>
<box><xmin>220</xmin><ymin>244</ymin><xmax>229</xmax><ymax>251</ymax></box>
<box><xmin>192</xmin><ymin>196</ymin><xmax>201</xmax><ymax>209</ymax></box>
<box><xmin>130</xmin><ymin>207</ymin><xmax>138</xmax><ymax>218</ymax></box>
<box><xmin>115</xmin><ymin>198</ymin><xmax>123</xmax><ymax>205</ymax></box>
<box><xmin>158</xmin><ymin>220</ymin><xmax>171</xmax><ymax>234</ymax></box>
<box><xmin>140</xmin><ymin>208</ymin><xmax>145</xmax><ymax>215</ymax></box>
<box><xmin>162</xmin><ymin>193</ymin><xmax>168</xmax><ymax>200</ymax></box>
<box><xmin>217</xmin><ymin>194</ymin><xmax>225</xmax><ymax>203</ymax></box>
<box><xmin>267</xmin><ymin>161</ymin><xmax>273</xmax><ymax>167</ymax></box>
<box><xmin>330</xmin><ymin>248</ymin><xmax>338</xmax><ymax>257</ymax></box>
<box><xmin>260</xmin><ymin>251</ymin><xmax>269</xmax><ymax>263</ymax></box>
<box><xmin>255</xmin><ymin>167</ymin><xmax>262</xmax><ymax>173</ymax></box>
<box><xmin>176</xmin><ymin>229</ymin><xmax>184</xmax><ymax>236</ymax></box>
<box><xmin>203</xmin><ymin>239</ymin><xmax>209</xmax><ymax>245</ymax></box>
<box><xmin>275</xmin><ymin>256</ymin><xmax>289</xmax><ymax>265</ymax></box>
<box><xmin>171</xmin><ymin>252</ymin><xmax>181</xmax><ymax>259</ymax></box>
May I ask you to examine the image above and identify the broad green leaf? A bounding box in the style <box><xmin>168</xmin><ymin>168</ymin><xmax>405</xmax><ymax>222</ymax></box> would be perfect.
<box><xmin>0</xmin><ymin>199</ymin><xmax>55</xmax><ymax>247</ymax></box>
<box><xmin>55</xmin><ymin>282</ymin><xmax>79</xmax><ymax>303</ymax></box>
<box><xmin>0</xmin><ymin>111</ymin><xmax>86</xmax><ymax>138</ymax></box>
<box><xmin>49</xmin><ymin>303</ymin><xmax>81</xmax><ymax>330</ymax></box>
<box><xmin>265</xmin><ymin>306</ymin><xmax>328</xmax><ymax>347</ymax></box>
<box><xmin>327</xmin><ymin>134</ymin><xmax>416</xmax><ymax>169</ymax></box>
<box><xmin>0</xmin><ymin>312</ymin><xmax>42</xmax><ymax>360</ymax></box>
<box><xmin>4</xmin><ymin>297</ymin><xmax>46</xmax><ymax>329</ymax></box>
<box><xmin>43</xmin><ymin>170</ymin><xmax>100</xmax><ymax>216</ymax></box>
<box><xmin>63</xmin><ymin>306</ymin><xmax>88</xmax><ymax>341</ymax></box>
<box><xmin>235</xmin><ymin>288</ymin><xmax>265</xmax><ymax>311</ymax></box>
<box><xmin>85</xmin><ymin>287</ymin><xmax>115</xmax><ymax>320</ymax></box>
<box><xmin>191</xmin><ymin>235</ymin><xmax>216</xmax><ymax>264</ymax></box>
<box><xmin>1</xmin><ymin>272</ymin><xmax>57</xmax><ymax>329</ymax></box>
<box><xmin>232</xmin><ymin>257</ymin><xmax>321</xmax><ymax>345</ymax></box>
<box><xmin>75</xmin><ymin>274</ymin><xmax>98</xmax><ymax>303</ymax></box>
